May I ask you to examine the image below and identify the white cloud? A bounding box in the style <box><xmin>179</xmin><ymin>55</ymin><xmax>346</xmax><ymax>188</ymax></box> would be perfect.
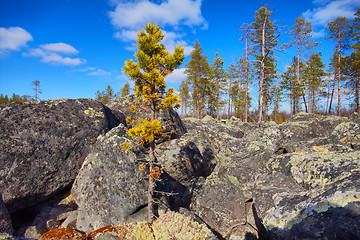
<box><xmin>0</xmin><ymin>27</ymin><xmax>33</xmax><ymax>54</ymax></box>
<box><xmin>303</xmin><ymin>0</ymin><xmax>360</xmax><ymax>26</ymax></box>
<box><xmin>26</xmin><ymin>43</ymin><xmax>85</xmax><ymax>66</ymax></box>
<box><xmin>312</xmin><ymin>29</ymin><xmax>326</xmax><ymax>38</ymax></box>
<box><xmin>76</xmin><ymin>67</ymin><xmax>111</xmax><ymax>76</ymax></box>
<box><xmin>161</xmin><ymin>31</ymin><xmax>194</xmax><ymax>55</ymax></box>
<box><xmin>40</xmin><ymin>43</ymin><xmax>79</xmax><ymax>55</ymax></box>
<box><xmin>114</xmin><ymin>29</ymin><xmax>138</xmax><ymax>42</ymax></box>
<box><xmin>109</xmin><ymin>0</ymin><xmax>207</xmax><ymax>30</ymax></box>
<box><xmin>78</xmin><ymin>67</ymin><xmax>96</xmax><ymax>72</ymax></box>
<box><xmin>165</xmin><ymin>68</ymin><xmax>186</xmax><ymax>84</ymax></box>
<box><xmin>109</xmin><ymin>0</ymin><xmax>205</xmax><ymax>56</ymax></box>
<box><xmin>88</xmin><ymin>69</ymin><xmax>112</xmax><ymax>76</ymax></box>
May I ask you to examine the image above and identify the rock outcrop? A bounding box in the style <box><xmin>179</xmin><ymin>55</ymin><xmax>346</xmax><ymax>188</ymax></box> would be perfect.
<box><xmin>183</xmin><ymin>113</ymin><xmax>360</xmax><ymax>239</ymax></box>
<box><xmin>0</xmin><ymin>99</ymin><xmax>121</xmax><ymax>213</ymax></box>
<box><xmin>70</xmin><ymin>111</ymin><xmax>360</xmax><ymax>239</ymax></box>
<box><xmin>2</xmin><ymin>95</ymin><xmax>359</xmax><ymax>240</ymax></box>
<box><xmin>72</xmin><ymin>96</ymin><xmax>187</xmax><ymax>232</ymax></box>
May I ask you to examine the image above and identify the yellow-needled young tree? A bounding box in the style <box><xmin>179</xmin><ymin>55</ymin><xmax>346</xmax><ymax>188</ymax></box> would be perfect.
<box><xmin>122</xmin><ymin>23</ymin><xmax>184</xmax><ymax>224</ymax></box>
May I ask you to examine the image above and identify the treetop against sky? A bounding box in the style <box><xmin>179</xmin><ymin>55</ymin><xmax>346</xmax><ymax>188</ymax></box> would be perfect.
<box><xmin>0</xmin><ymin>0</ymin><xmax>359</xmax><ymax>105</ymax></box>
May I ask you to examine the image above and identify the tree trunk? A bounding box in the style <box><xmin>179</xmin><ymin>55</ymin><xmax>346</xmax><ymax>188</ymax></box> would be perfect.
<box><xmin>147</xmin><ymin>148</ymin><xmax>155</xmax><ymax>224</ymax></box>
<box><xmin>258</xmin><ymin>17</ymin><xmax>266</xmax><ymax>122</ymax></box>
<box><xmin>181</xmin><ymin>98</ymin><xmax>184</xmax><ymax>117</ymax></box>
<box><xmin>245</xmin><ymin>35</ymin><xmax>249</xmax><ymax>123</ymax></box>
<box><xmin>297</xmin><ymin>40</ymin><xmax>308</xmax><ymax>113</ymax></box>
<box><xmin>184</xmin><ymin>98</ymin><xmax>187</xmax><ymax>117</ymax></box>
<box><xmin>216</xmin><ymin>92</ymin><xmax>220</xmax><ymax>120</ymax></box>
<box><xmin>337</xmin><ymin>30</ymin><xmax>341</xmax><ymax>116</ymax></box>
<box><xmin>228</xmin><ymin>78</ymin><xmax>232</xmax><ymax>119</ymax></box>
<box><xmin>147</xmin><ymin>108</ymin><xmax>156</xmax><ymax>225</ymax></box>
<box><xmin>328</xmin><ymin>73</ymin><xmax>337</xmax><ymax>114</ymax></box>
<box><xmin>200</xmin><ymin>96</ymin><xmax>204</xmax><ymax>119</ymax></box>
<box><xmin>356</xmin><ymin>70</ymin><xmax>359</xmax><ymax>113</ymax></box>
<box><xmin>312</xmin><ymin>89</ymin><xmax>315</xmax><ymax>114</ymax></box>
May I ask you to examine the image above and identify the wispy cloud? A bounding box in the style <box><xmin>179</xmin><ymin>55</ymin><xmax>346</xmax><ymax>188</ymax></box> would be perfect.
<box><xmin>26</xmin><ymin>43</ymin><xmax>85</xmax><ymax>66</ymax></box>
<box><xmin>0</xmin><ymin>27</ymin><xmax>33</xmax><ymax>54</ymax></box>
<box><xmin>164</xmin><ymin>68</ymin><xmax>187</xmax><ymax>84</ymax></box>
<box><xmin>303</xmin><ymin>0</ymin><xmax>360</xmax><ymax>26</ymax></box>
<box><xmin>77</xmin><ymin>67</ymin><xmax>111</xmax><ymax>76</ymax></box>
<box><xmin>109</xmin><ymin>0</ymin><xmax>205</xmax><ymax>55</ymax></box>
<box><xmin>88</xmin><ymin>69</ymin><xmax>111</xmax><ymax>76</ymax></box>
<box><xmin>40</xmin><ymin>43</ymin><xmax>79</xmax><ymax>55</ymax></box>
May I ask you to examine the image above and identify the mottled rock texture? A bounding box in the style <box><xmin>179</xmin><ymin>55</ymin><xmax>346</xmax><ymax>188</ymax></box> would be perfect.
<box><xmin>184</xmin><ymin>113</ymin><xmax>360</xmax><ymax>239</ymax></box>
<box><xmin>0</xmin><ymin>193</ymin><xmax>13</xmax><ymax>234</ymax></box>
<box><xmin>0</xmin><ymin>99</ymin><xmax>121</xmax><ymax>213</ymax></box>
<box><xmin>71</xmin><ymin>111</ymin><xmax>360</xmax><ymax>239</ymax></box>
<box><xmin>72</xmin><ymin>96</ymin><xmax>187</xmax><ymax>232</ymax></box>
<box><xmin>3</xmin><ymin>95</ymin><xmax>359</xmax><ymax>240</ymax></box>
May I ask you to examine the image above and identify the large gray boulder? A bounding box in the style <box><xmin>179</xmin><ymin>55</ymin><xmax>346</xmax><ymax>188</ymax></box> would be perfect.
<box><xmin>71</xmin><ymin>124</ymin><xmax>149</xmax><ymax>232</ymax></box>
<box><xmin>0</xmin><ymin>99</ymin><xmax>121</xmax><ymax>213</ymax></box>
<box><xmin>183</xmin><ymin>113</ymin><xmax>360</xmax><ymax>239</ymax></box>
<box><xmin>0</xmin><ymin>194</ymin><xmax>12</xmax><ymax>234</ymax></box>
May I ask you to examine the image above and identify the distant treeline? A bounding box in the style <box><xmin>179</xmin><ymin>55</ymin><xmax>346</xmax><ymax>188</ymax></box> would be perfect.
<box><xmin>0</xmin><ymin>93</ymin><xmax>34</xmax><ymax>104</ymax></box>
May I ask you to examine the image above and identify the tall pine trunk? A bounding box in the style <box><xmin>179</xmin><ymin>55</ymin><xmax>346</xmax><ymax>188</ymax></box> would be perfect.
<box><xmin>216</xmin><ymin>92</ymin><xmax>220</xmax><ymax>120</ymax></box>
<box><xmin>228</xmin><ymin>78</ymin><xmax>232</xmax><ymax>119</ymax></box>
<box><xmin>258</xmin><ymin>18</ymin><xmax>266</xmax><ymax>122</ymax></box>
<box><xmin>312</xmin><ymin>89</ymin><xmax>316</xmax><ymax>114</ymax></box>
<box><xmin>297</xmin><ymin>41</ymin><xmax>308</xmax><ymax>112</ymax></box>
<box><xmin>337</xmin><ymin>30</ymin><xmax>342</xmax><ymax>115</ymax></box>
<box><xmin>244</xmin><ymin>36</ymin><xmax>249</xmax><ymax>123</ymax></box>
<box><xmin>147</xmin><ymin>108</ymin><xmax>156</xmax><ymax>224</ymax></box>
<box><xmin>356</xmin><ymin>70</ymin><xmax>359</xmax><ymax>113</ymax></box>
<box><xmin>328</xmin><ymin>73</ymin><xmax>337</xmax><ymax>114</ymax></box>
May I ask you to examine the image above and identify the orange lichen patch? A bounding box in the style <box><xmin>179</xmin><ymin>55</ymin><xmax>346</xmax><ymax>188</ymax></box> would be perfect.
<box><xmin>312</xmin><ymin>146</ymin><xmax>329</xmax><ymax>152</ymax></box>
<box><xmin>38</xmin><ymin>228</ymin><xmax>84</xmax><ymax>240</ymax></box>
<box><xmin>82</xmin><ymin>224</ymin><xmax>128</xmax><ymax>239</ymax></box>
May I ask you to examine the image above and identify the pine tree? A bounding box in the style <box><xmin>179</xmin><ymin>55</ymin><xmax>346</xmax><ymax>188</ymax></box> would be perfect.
<box><xmin>32</xmin><ymin>80</ymin><xmax>42</xmax><ymax>102</ymax></box>
<box><xmin>270</xmin><ymin>83</ymin><xmax>283</xmax><ymax>122</ymax></box>
<box><xmin>122</xmin><ymin>23</ymin><xmax>184</xmax><ymax>224</ymax></box>
<box><xmin>281</xmin><ymin>57</ymin><xmax>305</xmax><ymax>114</ymax></box>
<box><xmin>351</xmin><ymin>8</ymin><xmax>360</xmax><ymax>112</ymax></box>
<box><xmin>178</xmin><ymin>80</ymin><xmax>190</xmax><ymax>117</ymax></box>
<box><xmin>250</xmin><ymin>6</ymin><xmax>278</xmax><ymax>121</ymax></box>
<box><xmin>185</xmin><ymin>39</ymin><xmax>210</xmax><ymax>118</ymax></box>
<box><xmin>239</xmin><ymin>24</ymin><xmax>252</xmax><ymax>122</ymax></box>
<box><xmin>228</xmin><ymin>58</ymin><xmax>252</xmax><ymax>121</ymax></box>
<box><xmin>210</xmin><ymin>52</ymin><xmax>228</xmax><ymax>120</ymax></box>
<box><xmin>303</xmin><ymin>52</ymin><xmax>327</xmax><ymax>113</ymax></box>
<box><xmin>0</xmin><ymin>94</ymin><xmax>4</xmax><ymax>104</ymax></box>
<box><xmin>95</xmin><ymin>84</ymin><xmax>115</xmax><ymax>104</ymax></box>
<box><xmin>290</xmin><ymin>16</ymin><xmax>318</xmax><ymax>113</ymax></box>
<box><xmin>326</xmin><ymin>17</ymin><xmax>351</xmax><ymax>115</ymax></box>
<box><xmin>121</xmin><ymin>82</ymin><xmax>130</xmax><ymax>98</ymax></box>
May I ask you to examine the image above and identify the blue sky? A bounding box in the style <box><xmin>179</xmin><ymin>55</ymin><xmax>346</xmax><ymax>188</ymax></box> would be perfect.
<box><xmin>1</xmin><ymin>0</ymin><xmax>359</xmax><ymax>106</ymax></box>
